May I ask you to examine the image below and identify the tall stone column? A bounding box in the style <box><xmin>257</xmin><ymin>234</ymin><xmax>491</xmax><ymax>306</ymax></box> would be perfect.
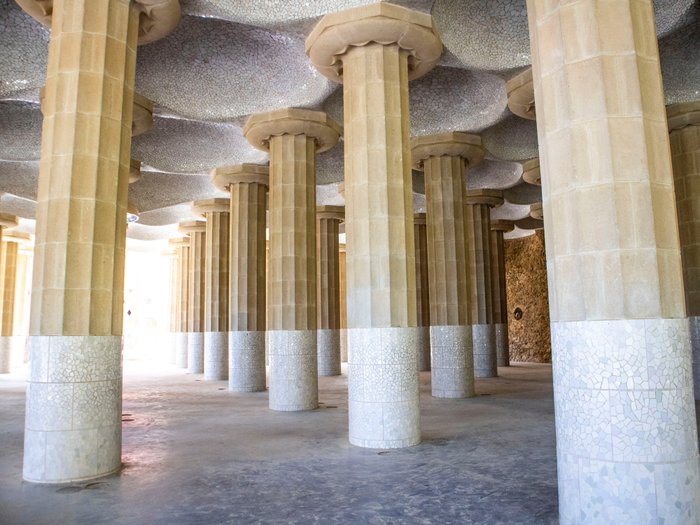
<box><xmin>170</xmin><ymin>237</ymin><xmax>190</xmax><ymax>368</ymax></box>
<box><xmin>244</xmin><ymin>109</ymin><xmax>340</xmax><ymax>411</ymax></box>
<box><xmin>212</xmin><ymin>164</ymin><xmax>269</xmax><ymax>393</ymax></box>
<box><xmin>490</xmin><ymin>219</ymin><xmax>513</xmax><ymax>367</ymax></box>
<box><xmin>179</xmin><ymin>220</ymin><xmax>206</xmax><ymax>374</ymax></box>
<box><xmin>412</xmin><ymin>133</ymin><xmax>484</xmax><ymax>396</ymax></box>
<box><xmin>307</xmin><ymin>4</ymin><xmax>441</xmax><ymax>447</ymax></box>
<box><xmin>192</xmin><ymin>199</ymin><xmax>230</xmax><ymax>381</ymax></box>
<box><xmin>316</xmin><ymin>206</ymin><xmax>344</xmax><ymax>376</ymax></box>
<box><xmin>414</xmin><ymin>213</ymin><xmax>430</xmax><ymax>372</ymax></box>
<box><xmin>0</xmin><ymin>219</ymin><xmax>21</xmax><ymax>373</ymax></box>
<box><xmin>668</xmin><ymin>100</ymin><xmax>700</xmax><ymax>400</ymax></box>
<box><xmin>339</xmin><ymin>243</ymin><xmax>348</xmax><ymax>363</ymax></box>
<box><xmin>465</xmin><ymin>190</ymin><xmax>503</xmax><ymax>378</ymax></box>
<box><xmin>527</xmin><ymin>1</ymin><xmax>700</xmax><ymax>521</ymax></box>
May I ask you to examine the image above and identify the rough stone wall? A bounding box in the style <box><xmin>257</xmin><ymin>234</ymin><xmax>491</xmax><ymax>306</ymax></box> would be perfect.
<box><xmin>504</xmin><ymin>230</ymin><xmax>551</xmax><ymax>363</ymax></box>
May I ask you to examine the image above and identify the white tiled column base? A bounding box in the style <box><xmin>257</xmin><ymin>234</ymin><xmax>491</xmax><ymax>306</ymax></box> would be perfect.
<box><xmin>175</xmin><ymin>332</ymin><xmax>188</xmax><ymax>368</ymax></box>
<box><xmin>473</xmin><ymin>324</ymin><xmax>497</xmax><ymax>378</ymax></box>
<box><xmin>317</xmin><ymin>328</ymin><xmax>341</xmax><ymax>376</ymax></box>
<box><xmin>552</xmin><ymin>319</ymin><xmax>700</xmax><ymax>524</ymax></box>
<box><xmin>204</xmin><ymin>332</ymin><xmax>228</xmax><ymax>381</ymax></box>
<box><xmin>689</xmin><ymin>316</ymin><xmax>700</xmax><ymax>401</ymax></box>
<box><xmin>229</xmin><ymin>331</ymin><xmax>266</xmax><ymax>393</ymax></box>
<box><xmin>340</xmin><ymin>328</ymin><xmax>348</xmax><ymax>363</ymax></box>
<box><xmin>268</xmin><ymin>330</ymin><xmax>318</xmax><ymax>411</ymax></box>
<box><xmin>495</xmin><ymin>323</ymin><xmax>509</xmax><ymax>367</ymax></box>
<box><xmin>187</xmin><ymin>332</ymin><xmax>204</xmax><ymax>374</ymax></box>
<box><xmin>430</xmin><ymin>325</ymin><xmax>474</xmax><ymax>398</ymax></box>
<box><xmin>348</xmin><ymin>327</ymin><xmax>420</xmax><ymax>449</ymax></box>
<box><xmin>23</xmin><ymin>335</ymin><xmax>123</xmax><ymax>483</ymax></box>
<box><xmin>417</xmin><ymin>326</ymin><xmax>431</xmax><ymax>372</ymax></box>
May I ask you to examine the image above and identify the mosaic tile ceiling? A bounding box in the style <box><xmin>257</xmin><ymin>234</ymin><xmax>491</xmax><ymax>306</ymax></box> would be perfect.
<box><xmin>0</xmin><ymin>0</ymin><xmax>698</xmax><ymax>241</ymax></box>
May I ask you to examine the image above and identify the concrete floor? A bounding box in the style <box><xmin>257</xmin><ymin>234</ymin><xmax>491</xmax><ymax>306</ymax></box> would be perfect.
<box><xmin>0</xmin><ymin>362</ymin><xmax>560</xmax><ymax>524</ymax></box>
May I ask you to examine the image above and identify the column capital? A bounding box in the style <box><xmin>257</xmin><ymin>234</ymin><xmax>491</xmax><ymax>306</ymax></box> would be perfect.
<box><xmin>192</xmin><ymin>198</ymin><xmax>230</xmax><ymax>216</ymax></box>
<box><xmin>465</xmin><ymin>189</ymin><xmax>503</xmax><ymax>208</ymax></box>
<box><xmin>244</xmin><ymin>109</ymin><xmax>341</xmax><ymax>154</ymax></box>
<box><xmin>0</xmin><ymin>213</ymin><xmax>19</xmax><ymax>230</ymax></box>
<box><xmin>414</xmin><ymin>212</ymin><xmax>426</xmax><ymax>225</ymax></box>
<box><xmin>129</xmin><ymin>159</ymin><xmax>141</xmax><ymax>183</ymax></box>
<box><xmin>169</xmin><ymin>237</ymin><xmax>190</xmax><ymax>248</ymax></box>
<box><xmin>521</xmin><ymin>157</ymin><xmax>541</xmax><ymax>185</ymax></box>
<box><xmin>317</xmin><ymin>205</ymin><xmax>345</xmax><ymax>221</ymax></box>
<box><xmin>16</xmin><ymin>0</ymin><xmax>181</xmax><ymax>45</ymax></box>
<box><xmin>667</xmin><ymin>100</ymin><xmax>700</xmax><ymax>132</ymax></box>
<box><xmin>491</xmin><ymin>219</ymin><xmax>514</xmax><ymax>233</ymax></box>
<box><xmin>2</xmin><ymin>231</ymin><xmax>32</xmax><ymax>245</ymax></box>
<box><xmin>178</xmin><ymin>220</ymin><xmax>206</xmax><ymax>235</ymax></box>
<box><xmin>530</xmin><ymin>202</ymin><xmax>543</xmax><ymax>221</ymax></box>
<box><xmin>306</xmin><ymin>2</ymin><xmax>442</xmax><ymax>83</ymax></box>
<box><xmin>211</xmin><ymin>164</ymin><xmax>269</xmax><ymax>192</ymax></box>
<box><xmin>506</xmin><ymin>67</ymin><xmax>535</xmax><ymax>121</ymax></box>
<box><xmin>411</xmin><ymin>132</ymin><xmax>484</xmax><ymax>170</ymax></box>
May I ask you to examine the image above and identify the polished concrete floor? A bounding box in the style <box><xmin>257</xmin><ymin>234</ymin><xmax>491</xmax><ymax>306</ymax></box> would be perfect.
<box><xmin>0</xmin><ymin>360</ymin><xmax>561</xmax><ymax>524</ymax></box>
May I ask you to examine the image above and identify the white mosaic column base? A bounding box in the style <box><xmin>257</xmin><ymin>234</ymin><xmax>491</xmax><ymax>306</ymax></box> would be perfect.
<box><xmin>175</xmin><ymin>332</ymin><xmax>188</xmax><ymax>368</ymax></box>
<box><xmin>495</xmin><ymin>323</ymin><xmax>509</xmax><ymax>367</ymax></box>
<box><xmin>473</xmin><ymin>324</ymin><xmax>497</xmax><ymax>378</ymax></box>
<box><xmin>689</xmin><ymin>316</ymin><xmax>700</xmax><ymax>401</ymax></box>
<box><xmin>340</xmin><ymin>328</ymin><xmax>348</xmax><ymax>363</ymax></box>
<box><xmin>229</xmin><ymin>331</ymin><xmax>266</xmax><ymax>392</ymax></box>
<box><xmin>23</xmin><ymin>335</ymin><xmax>123</xmax><ymax>483</ymax></box>
<box><xmin>187</xmin><ymin>332</ymin><xmax>204</xmax><ymax>374</ymax></box>
<box><xmin>0</xmin><ymin>335</ymin><xmax>12</xmax><ymax>373</ymax></box>
<box><xmin>348</xmin><ymin>327</ymin><xmax>420</xmax><ymax>449</ymax></box>
<box><xmin>317</xmin><ymin>328</ymin><xmax>341</xmax><ymax>376</ymax></box>
<box><xmin>204</xmin><ymin>332</ymin><xmax>228</xmax><ymax>381</ymax></box>
<box><xmin>417</xmin><ymin>325</ymin><xmax>431</xmax><ymax>372</ymax></box>
<box><xmin>552</xmin><ymin>318</ymin><xmax>700</xmax><ymax>525</ymax></box>
<box><xmin>430</xmin><ymin>325</ymin><xmax>474</xmax><ymax>398</ymax></box>
<box><xmin>268</xmin><ymin>330</ymin><xmax>318</xmax><ymax>411</ymax></box>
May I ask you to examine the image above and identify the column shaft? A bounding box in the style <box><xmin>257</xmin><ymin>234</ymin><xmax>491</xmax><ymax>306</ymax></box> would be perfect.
<box><xmin>24</xmin><ymin>0</ymin><xmax>139</xmax><ymax>483</ymax></box>
<box><xmin>187</xmin><ymin>228</ymin><xmax>206</xmax><ymax>373</ymax></box>
<box><xmin>175</xmin><ymin>240</ymin><xmax>190</xmax><ymax>368</ymax></box>
<box><xmin>0</xmin><ymin>240</ymin><xmax>19</xmax><ymax>373</ymax></box>
<box><xmin>317</xmin><ymin>208</ymin><xmax>343</xmax><ymax>376</ymax></box>
<box><xmin>414</xmin><ymin>214</ymin><xmax>430</xmax><ymax>372</ymax></box>
<box><xmin>339</xmin><ymin>245</ymin><xmax>348</xmax><ymax>363</ymax></box>
<box><xmin>527</xmin><ymin>0</ymin><xmax>700</xmax><ymax>521</ymax></box>
<box><xmin>490</xmin><ymin>226</ymin><xmax>510</xmax><ymax>367</ymax></box>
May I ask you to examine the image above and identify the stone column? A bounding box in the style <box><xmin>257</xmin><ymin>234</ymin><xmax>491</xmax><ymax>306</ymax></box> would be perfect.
<box><xmin>465</xmin><ymin>189</ymin><xmax>503</xmax><ymax>378</ymax></box>
<box><xmin>490</xmin><ymin>219</ymin><xmax>513</xmax><ymax>367</ymax></box>
<box><xmin>668</xmin><ymin>100</ymin><xmax>700</xmax><ymax>400</ymax></box>
<box><xmin>316</xmin><ymin>206</ymin><xmax>344</xmax><ymax>376</ymax></box>
<box><xmin>179</xmin><ymin>220</ymin><xmax>206</xmax><ymax>374</ymax></box>
<box><xmin>244</xmin><ymin>109</ymin><xmax>340</xmax><ymax>411</ymax></box>
<box><xmin>412</xmin><ymin>133</ymin><xmax>485</xmax><ymax>396</ymax></box>
<box><xmin>0</xmin><ymin>219</ymin><xmax>21</xmax><ymax>373</ymax></box>
<box><xmin>414</xmin><ymin>213</ymin><xmax>430</xmax><ymax>372</ymax></box>
<box><xmin>307</xmin><ymin>4</ymin><xmax>441</xmax><ymax>447</ymax></box>
<box><xmin>170</xmin><ymin>237</ymin><xmax>190</xmax><ymax>368</ymax></box>
<box><xmin>21</xmin><ymin>0</ymin><xmax>139</xmax><ymax>484</ymax></box>
<box><xmin>339</xmin><ymin>243</ymin><xmax>348</xmax><ymax>363</ymax></box>
<box><xmin>192</xmin><ymin>199</ymin><xmax>230</xmax><ymax>381</ymax></box>
<box><xmin>212</xmin><ymin>164</ymin><xmax>269</xmax><ymax>393</ymax></box>
<box><xmin>527</xmin><ymin>1</ymin><xmax>700</xmax><ymax>521</ymax></box>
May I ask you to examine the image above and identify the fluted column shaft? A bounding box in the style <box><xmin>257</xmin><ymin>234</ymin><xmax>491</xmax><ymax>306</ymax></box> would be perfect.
<box><xmin>0</xmin><ymin>234</ymin><xmax>21</xmax><ymax>374</ymax></box>
<box><xmin>317</xmin><ymin>207</ymin><xmax>343</xmax><ymax>376</ymax></box>
<box><xmin>490</xmin><ymin>221</ymin><xmax>512</xmax><ymax>367</ymax></box>
<box><xmin>339</xmin><ymin>244</ymin><xmax>348</xmax><ymax>363</ymax></box>
<box><xmin>23</xmin><ymin>0</ymin><xmax>139</xmax><ymax>484</ymax></box>
<box><xmin>414</xmin><ymin>214</ymin><xmax>430</xmax><ymax>372</ymax></box>
<box><xmin>527</xmin><ymin>1</ymin><xmax>700</xmax><ymax>521</ymax></box>
<box><xmin>173</xmin><ymin>238</ymin><xmax>190</xmax><ymax>368</ymax></box>
<box><xmin>212</xmin><ymin>164</ymin><xmax>269</xmax><ymax>393</ymax></box>
<box><xmin>181</xmin><ymin>222</ymin><xmax>206</xmax><ymax>374</ymax></box>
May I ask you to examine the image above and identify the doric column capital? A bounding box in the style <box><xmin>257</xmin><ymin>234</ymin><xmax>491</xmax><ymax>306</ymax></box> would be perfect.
<box><xmin>168</xmin><ymin>237</ymin><xmax>190</xmax><ymax>249</ymax></box>
<box><xmin>178</xmin><ymin>220</ymin><xmax>206</xmax><ymax>235</ymax></box>
<box><xmin>0</xmin><ymin>213</ymin><xmax>19</xmax><ymax>230</ymax></box>
<box><xmin>465</xmin><ymin>189</ymin><xmax>504</xmax><ymax>208</ymax></box>
<box><xmin>414</xmin><ymin>212</ymin><xmax>426</xmax><ymax>225</ymax></box>
<box><xmin>506</xmin><ymin>67</ymin><xmax>535</xmax><ymax>121</ymax></box>
<box><xmin>305</xmin><ymin>2</ymin><xmax>442</xmax><ymax>83</ymax></box>
<box><xmin>129</xmin><ymin>159</ymin><xmax>142</xmax><ymax>183</ymax></box>
<box><xmin>211</xmin><ymin>164</ymin><xmax>269</xmax><ymax>193</ymax></box>
<box><xmin>243</xmin><ymin>109</ymin><xmax>341</xmax><ymax>154</ymax></box>
<box><xmin>521</xmin><ymin>157</ymin><xmax>541</xmax><ymax>185</ymax></box>
<box><xmin>411</xmin><ymin>132</ymin><xmax>484</xmax><ymax>170</ymax></box>
<box><xmin>530</xmin><ymin>202</ymin><xmax>543</xmax><ymax>221</ymax></box>
<box><xmin>2</xmin><ymin>231</ymin><xmax>32</xmax><ymax>245</ymax></box>
<box><xmin>667</xmin><ymin>100</ymin><xmax>700</xmax><ymax>132</ymax></box>
<box><xmin>191</xmin><ymin>198</ymin><xmax>230</xmax><ymax>217</ymax></box>
<box><xmin>491</xmin><ymin>219</ymin><xmax>514</xmax><ymax>233</ymax></box>
<box><xmin>317</xmin><ymin>205</ymin><xmax>345</xmax><ymax>221</ymax></box>
<box><xmin>15</xmin><ymin>0</ymin><xmax>181</xmax><ymax>45</ymax></box>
